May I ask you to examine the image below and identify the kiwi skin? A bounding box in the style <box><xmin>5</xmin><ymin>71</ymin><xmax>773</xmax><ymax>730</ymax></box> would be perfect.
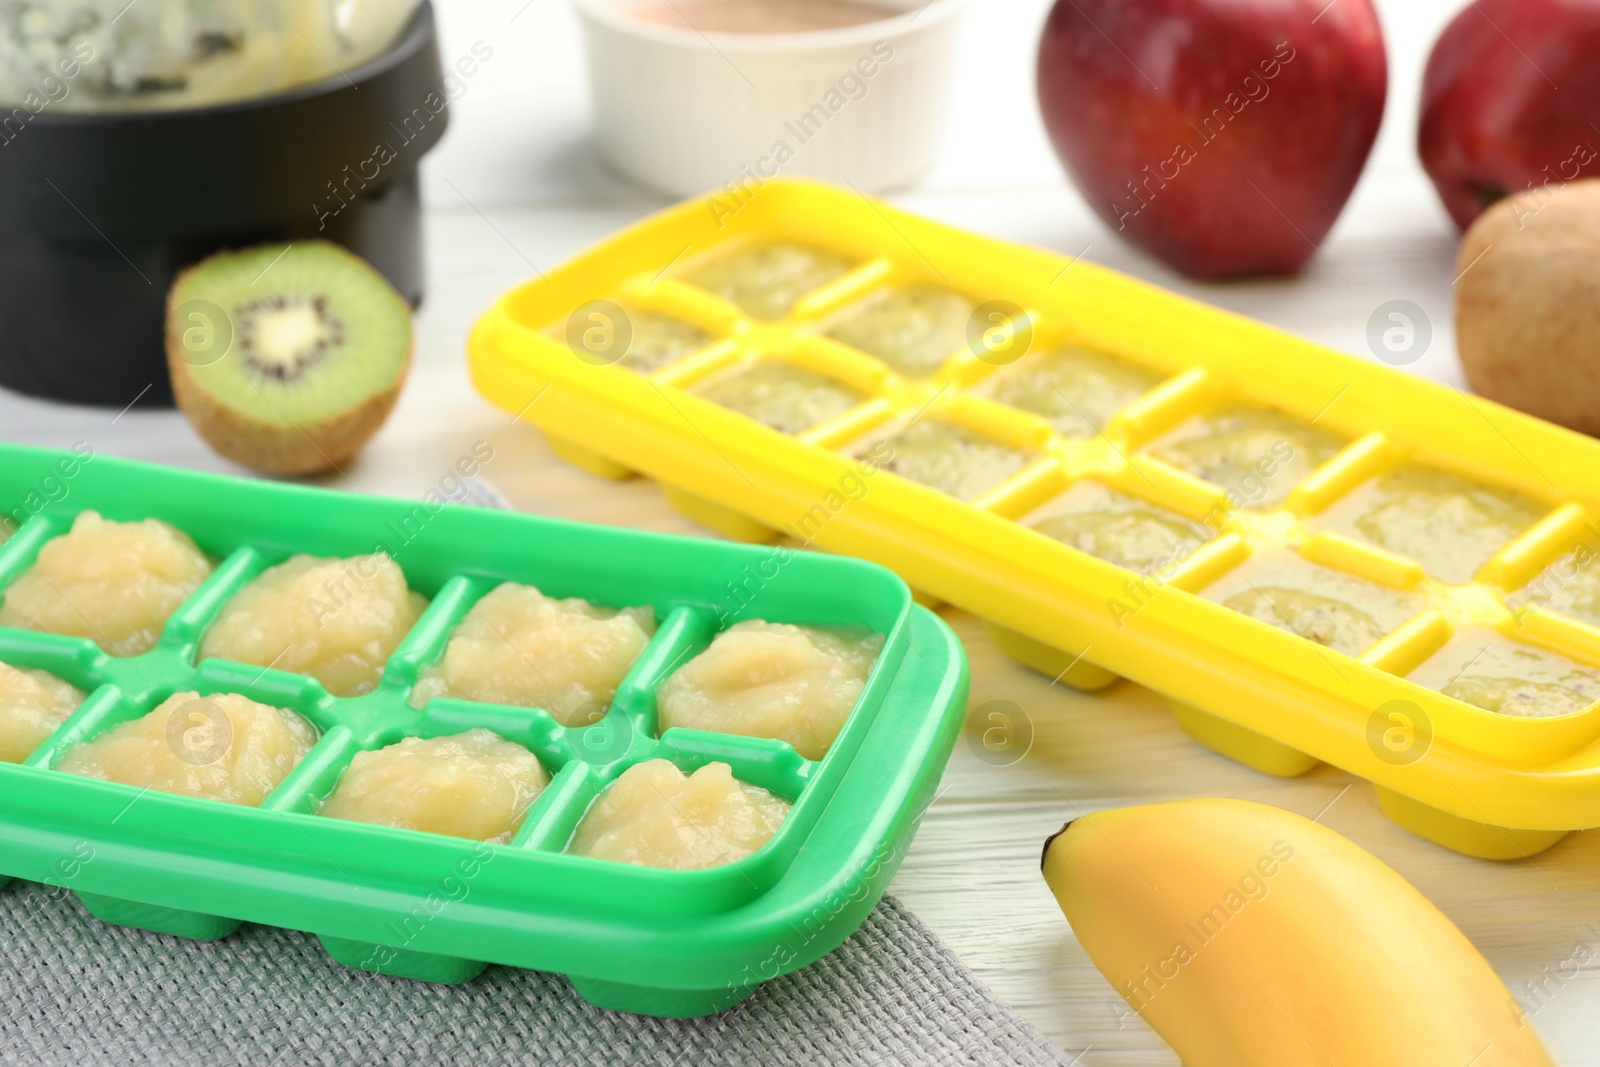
<box><xmin>1456</xmin><ymin>178</ymin><xmax>1600</xmax><ymax>437</ymax></box>
<box><xmin>168</xmin><ymin>365</ymin><xmax>407</xmax><ymax>476</ymax></box>
<box><xmin>164</xmin><ymin>242</ymin><xmax>411</xmax><ymax>476</ymax></box>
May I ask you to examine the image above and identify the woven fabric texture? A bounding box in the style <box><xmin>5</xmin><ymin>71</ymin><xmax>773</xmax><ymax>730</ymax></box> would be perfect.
<box><xmin>0</xmin><ymin>885</ymin><xmax>1069</xmax><ymax>1067</ymax></box>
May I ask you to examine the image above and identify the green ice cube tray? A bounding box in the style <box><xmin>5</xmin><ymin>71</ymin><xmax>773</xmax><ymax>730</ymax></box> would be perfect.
<box><xmin>0</xmin><ymin>445</ymin><xmax>968</xmax><ymax>1017</ymax></box>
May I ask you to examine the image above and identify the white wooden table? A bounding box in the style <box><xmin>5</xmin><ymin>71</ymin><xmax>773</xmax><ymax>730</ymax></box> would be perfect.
<box><xmin>5</xmin><ymin>2</ymin><xmax>1597</xmax><ymax>1063</ymax></box>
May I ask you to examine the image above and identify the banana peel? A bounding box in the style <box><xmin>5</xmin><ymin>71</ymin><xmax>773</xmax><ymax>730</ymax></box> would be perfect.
<box><xmin>1042</xmin><ymin>797</ymin><xmax>1553</xmax><ymax>1066</ymax></box>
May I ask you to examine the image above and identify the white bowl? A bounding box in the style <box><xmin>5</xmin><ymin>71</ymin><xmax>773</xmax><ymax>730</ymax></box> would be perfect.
<box><xmin>574</xmin><ymin>0</ymin><xmax>964</xmax><ymax>198</ymax></box>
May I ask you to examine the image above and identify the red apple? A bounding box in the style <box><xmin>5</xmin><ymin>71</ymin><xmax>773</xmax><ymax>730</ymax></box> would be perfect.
<box><xmin>1036</xmin><ymin>0</ymin><xmax>1387</xmax><ymax>279</ymax></box>
<box><xmin>1419</xmin><ymin>0</ymin><xmax>1600</xmax><ymax>231</ymax></box>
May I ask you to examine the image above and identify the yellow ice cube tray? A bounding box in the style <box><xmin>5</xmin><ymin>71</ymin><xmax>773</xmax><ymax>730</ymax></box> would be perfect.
<box><xmin>470</xmin><ymin>178</ymin><xmax>1600</xmax><ymax>860</ymax></box>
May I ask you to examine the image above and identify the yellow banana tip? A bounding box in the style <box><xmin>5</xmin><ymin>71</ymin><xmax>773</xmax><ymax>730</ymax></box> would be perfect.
<box><xmin>1041</xmin><ymin>820</ymin><xmax>1073</xmax><ymax>871</ymax></box>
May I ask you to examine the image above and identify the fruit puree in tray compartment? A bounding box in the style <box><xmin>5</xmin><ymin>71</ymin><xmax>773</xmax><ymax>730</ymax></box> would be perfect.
<box><xmin>657</xmin><ymin>621</ymin><xmax>884</xmax><ymax>761</ymax></box>
<box><xmin>825</xmin><ymin>282</ymin><xmax>975</xmax><ymax>378</ymax></box>
<box><xmin>1522</xmin><ymin>547</ymin><xmax>1600</xmax><ymax>628</ymax></box>
<box><xmin>0</xmin><ymin>442</ymin><xmax>967</xmax><ymax>1016</ymax></box>
<box><xmin>318</xmin><ymin>729</ymin><xmax>551</xmax><ymax>843</ymax></box>
<box><xmin>681</xmin><ymin>241</ymin><xmax>856</xmax><ymax>320</ymax></box>
<box><xmin>980</xmin><ymin>345</ymin><xmax>1163</xmax><ymax>438</ymax></box>
<box><xmin>410</xmin><ymin>582</ymin><xmax>655</xmax><ymax>726</ymax></box>
<box><xmin>855</xmin><ymin>418</ymin><xmax>1036</xmax><ymax>502</ymax></box>
<box><xmin>1143</xmin><ymin>403</ymin><xmax>1347</xmax><ymax>509</ymax></box>
<box><xmin>0</xmin><ymin>511</ymin><xmax>213</xmax><ymax>657</ymax></box>
<box><xmin>59</xmin><ymin>692</ymin><xmax>317</xmax><ymax>806</ymax></box>
<box><xmin>611</xmin><ymin>308</ymin><xmax>715</xmax><ymax>373</ymax></box>
<box><xmin>1407</xmin><ymin>629</ymin><xmax>1600</xmax><ymax>719</ymax></box>
<box><xmin>1311</xmin><ymin>464</ymin><xmax>1546</xmax><ymax>585</ymax></box>
<box><xmin>693</xmin><ymin>360</ymin><xmax>865</xmax><ymax>435</ymax></box>
<box><xmin>201</xmin><ymin>553</ymin><xmax>427</xmax><ymax>698</ymax></box>
<box><xmin>570</xmin><ymin>759</ymin><xmax>791</xmax><ymax>870</ymax></box>
<box><xmin>1023</xmin><ymin>481</ymin><xmax>1212</xmax><ymax>575</ymax></box>
<box><xmin>1200</xmin><ymin>549</ymin><xmax>1423</xmax><ymax>658</ymax></box>
<box><xmin>469</xmin><ymin>178</ymin><xmax>1600</xmax><ymax>858</ymax></box>
<box><xmin>0</xmin><ymin>662</ymin><xmax>84</xmax><ymax>764</ymax></box>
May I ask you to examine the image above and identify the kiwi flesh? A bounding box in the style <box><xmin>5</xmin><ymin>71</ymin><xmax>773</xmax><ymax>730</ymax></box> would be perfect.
<box><xmin>166</xmin><ymin>241</ymin><xmax>412</xmax><ymax>476</ymax></box>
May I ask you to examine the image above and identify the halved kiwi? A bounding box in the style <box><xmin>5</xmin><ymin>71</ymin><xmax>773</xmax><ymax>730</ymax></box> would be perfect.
<box><xmin>166</xmin><ymin>241</ymin><xmax>412</xmax><ymax>476</ymax></box>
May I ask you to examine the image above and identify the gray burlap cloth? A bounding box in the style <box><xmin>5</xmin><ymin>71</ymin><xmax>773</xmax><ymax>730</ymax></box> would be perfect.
<box><xmin>0</xmin><ymin>882</ymin><xmax>1070</xmax><ymax>1066</ymax></box>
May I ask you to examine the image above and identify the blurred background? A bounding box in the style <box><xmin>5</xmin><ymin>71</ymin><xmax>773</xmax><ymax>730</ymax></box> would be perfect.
<box><xmin>428</xmin><ymin>0</ymin><xmax>1469</xmax><ymax>384</ymax></box>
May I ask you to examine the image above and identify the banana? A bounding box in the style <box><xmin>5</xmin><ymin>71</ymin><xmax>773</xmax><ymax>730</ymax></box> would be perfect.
<box><xmin>1041</xmin><ymin>797</ymin><xmax>1553</xmax><ymax>1067</ymax></box>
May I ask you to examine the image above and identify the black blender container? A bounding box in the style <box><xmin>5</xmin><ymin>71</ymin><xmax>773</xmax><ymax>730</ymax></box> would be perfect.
<box><xmin>0</xmin><ymin>1</ymin><xmax>448</xmax><ymax>407</ymax></box>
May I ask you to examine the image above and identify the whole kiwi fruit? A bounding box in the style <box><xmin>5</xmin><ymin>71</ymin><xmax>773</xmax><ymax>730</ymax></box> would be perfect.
<box><xmin>165</xmin><ymin>241</ymin><xmax>412</xmax><ymax>476</ymax></box>
<box><xmin>1456</xmin><ymin>178</ymin><xmax>1600</xmax><ymax>436</ymax></box>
